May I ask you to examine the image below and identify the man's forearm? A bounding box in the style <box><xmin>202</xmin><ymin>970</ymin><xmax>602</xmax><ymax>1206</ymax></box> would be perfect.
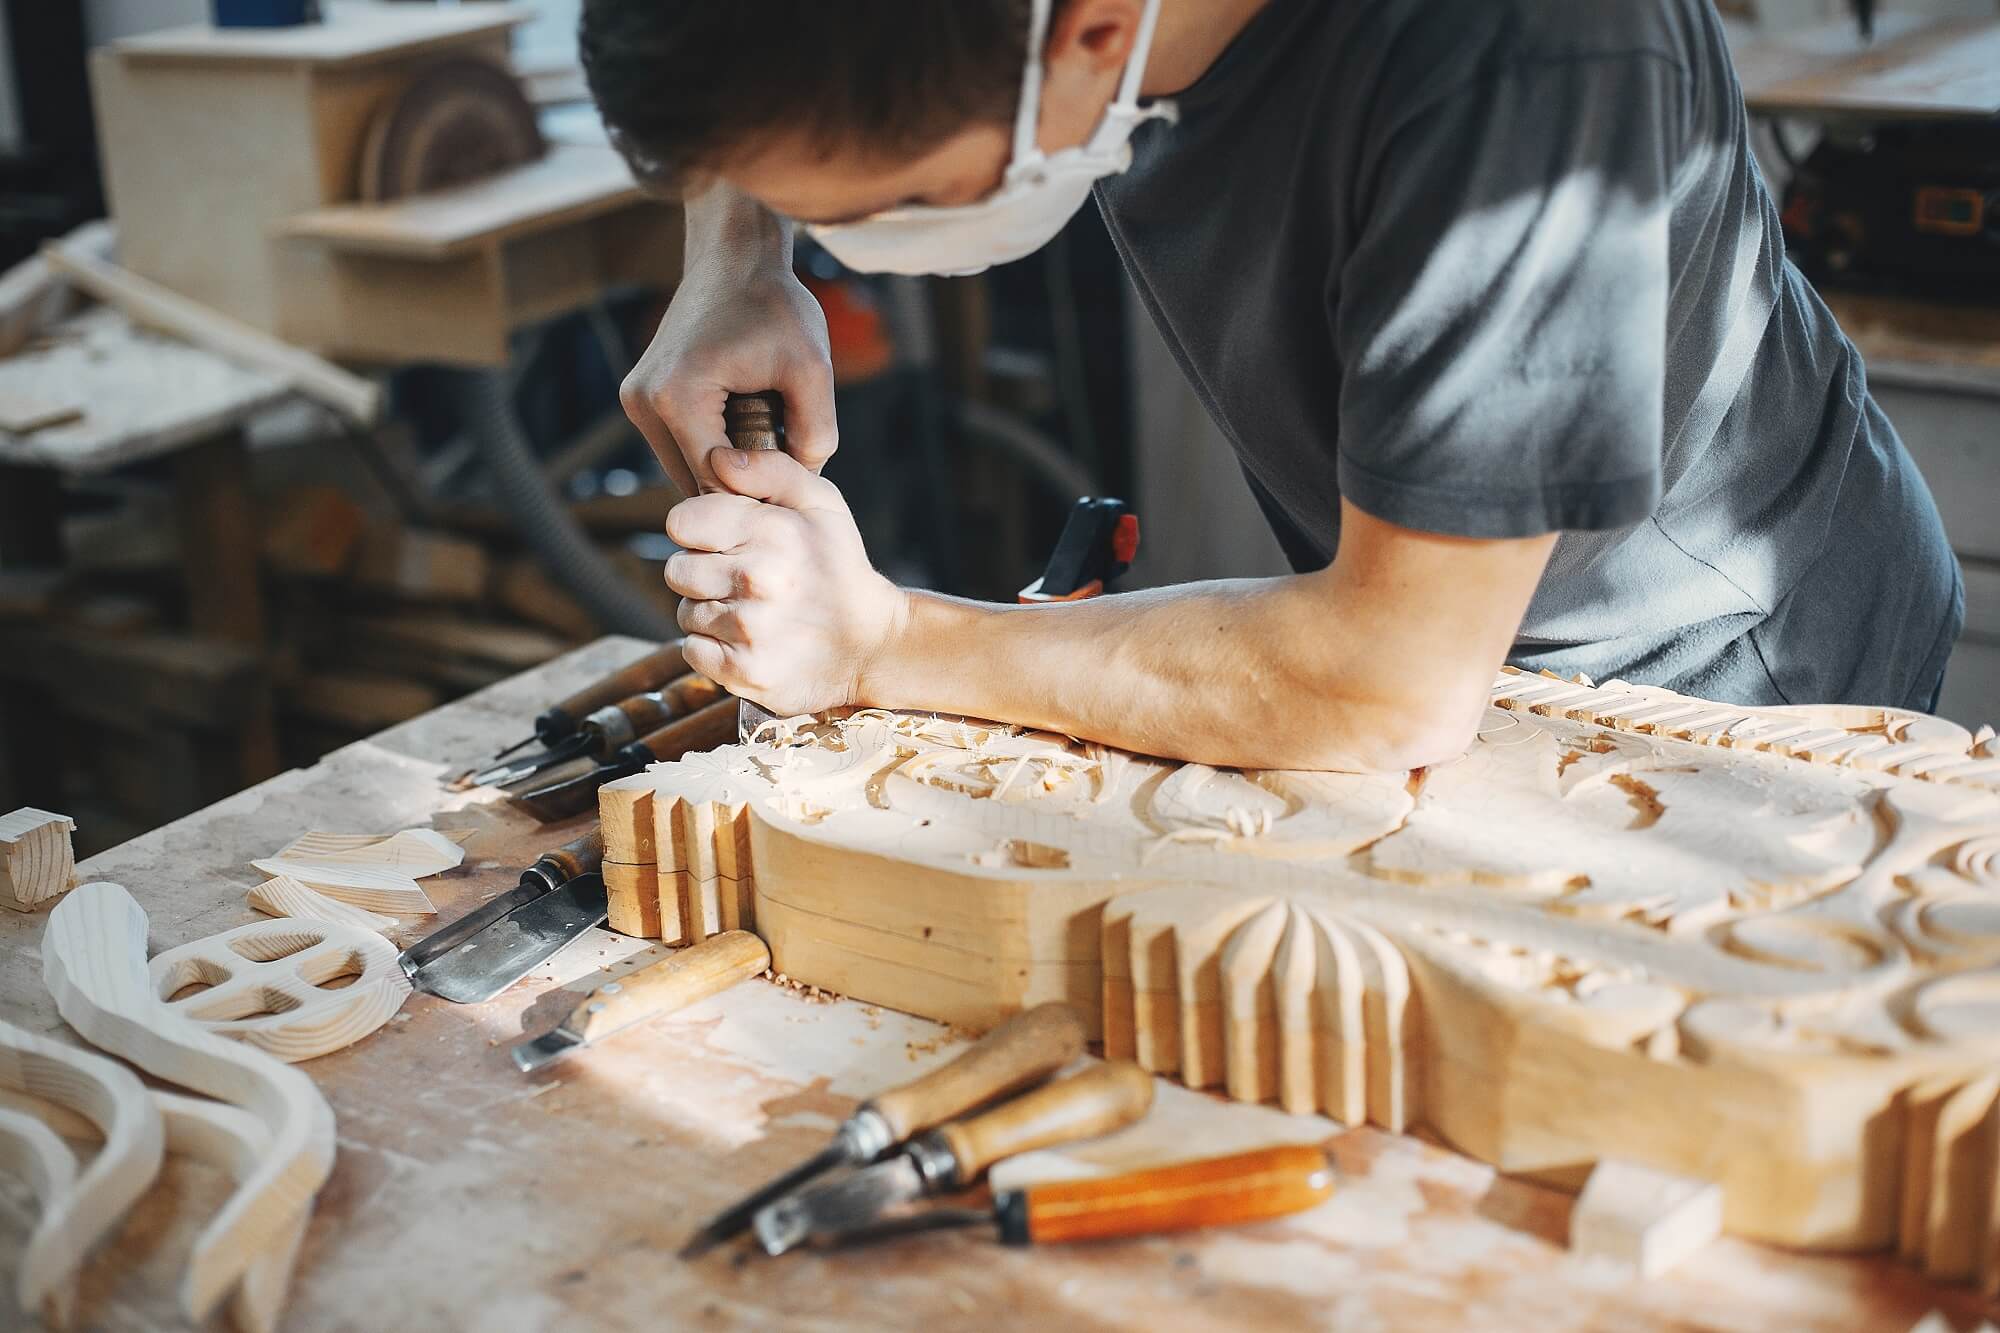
<box><xmin>860</xmin><ymin>574</ymin><xmax>1491</xmax><ymax>773</ymax></box>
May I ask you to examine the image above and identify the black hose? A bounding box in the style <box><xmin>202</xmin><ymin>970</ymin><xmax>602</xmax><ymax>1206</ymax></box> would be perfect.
<box><xmin>453</xmin><ymin>366</ymin><xmax>675</xmax><ymax>639</ymax></box>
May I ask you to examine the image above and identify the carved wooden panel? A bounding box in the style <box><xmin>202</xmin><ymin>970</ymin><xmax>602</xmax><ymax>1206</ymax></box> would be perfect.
<box><xmin>610</xmin><ymin>674</ymin><xmax>2000</xmax><ymax>1271</ymax></box>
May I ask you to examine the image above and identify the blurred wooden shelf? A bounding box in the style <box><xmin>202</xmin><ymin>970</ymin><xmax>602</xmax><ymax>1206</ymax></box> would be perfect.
<box><xmin>1823</xmin><ymin>290</ymin><xmax>2000</xmax><ymax>396</ymax></box>
<box><xmin>113</xmin><ymin>0</ymin><xmax>532</xmax><ymax>67</ymax></box>
<box><xmin>1731</xmin><ymin>15</ymin><xmax>2000</xmax><ymax>120</ymax></box>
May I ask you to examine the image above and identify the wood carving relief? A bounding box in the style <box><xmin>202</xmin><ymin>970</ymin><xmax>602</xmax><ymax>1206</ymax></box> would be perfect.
<box><xmin>609</xmin><ymin>672</ymin><xmax>2000</xmax><ymax>1276</ymax></box>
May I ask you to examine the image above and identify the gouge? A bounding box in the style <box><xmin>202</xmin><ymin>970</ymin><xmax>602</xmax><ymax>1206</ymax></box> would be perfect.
<box><xmin>511</xmin><ymin>931</ymin><xmax>770</xmax><ymax>1073</ymax></box>
<box><xmin>510</xmin><ymin>696</ymin><xmax>739</xmax><ymax>822</ymax></box>
<box><xmin>397</xmin><ymin>828</ymin><xmax>604</xmax><ymax>981</ymax></box>
<box><xmin>787</xmin><ymin>1143</ymin><xmax>1335</xmax><ymax>1250</ymax></box>
<box><xmin>472</xmin><ymin>673</ymin><xmax>725</xmax><ymax>789</ymax></box>
<box><xmin>754</xmin><ymin>1061</ymin><xmax>1157</xmax><ymax>1256</ymax></box>
<box><xmin>679</xmin><ymin>1002</ymin><xmax>1087</xmax><ymax>1259</ymax></box>
<box><xmin>475</xmin><ymin>641</ymin><xmax>690</xmax><ymax>770</ymax></box>
<box><xmin>722</xmin><ymin>391</ymin><xmax>782</xmax><ymax>743</ymax></box>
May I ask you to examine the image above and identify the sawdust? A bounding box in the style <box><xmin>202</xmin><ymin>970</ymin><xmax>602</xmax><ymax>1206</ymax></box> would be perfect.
<box><xmin>759</xmin><ymin>967</ymin><xmax>840</xmax><ymax>1005</ymax></box>
<box><xmin>904</xmin><ymin>1025</ymin><xmax>979</xmax><ymax>1061</ymax></box>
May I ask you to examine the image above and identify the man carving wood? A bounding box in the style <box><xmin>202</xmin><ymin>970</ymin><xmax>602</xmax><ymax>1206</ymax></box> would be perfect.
<box><xmin>581</xmin><ymin>0</ymin><xmax>1963</xmax><ymax>773</ymax></box>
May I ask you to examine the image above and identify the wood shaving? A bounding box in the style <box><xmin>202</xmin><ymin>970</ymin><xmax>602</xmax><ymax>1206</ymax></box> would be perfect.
<box><xmin>758</xmin><ymin>967</ymin><xmax>841</xmax><ymax>1005</ymax></box>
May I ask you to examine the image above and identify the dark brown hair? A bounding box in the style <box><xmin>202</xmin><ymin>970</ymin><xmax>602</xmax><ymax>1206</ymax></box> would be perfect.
<box><xmin>580</xmin><ymin>1</ymin><xmax>1038</xmax><ymax>197</ymax></box>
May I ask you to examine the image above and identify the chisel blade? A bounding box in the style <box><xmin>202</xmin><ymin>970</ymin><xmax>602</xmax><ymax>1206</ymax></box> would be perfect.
<box><xmin>397</xmin><ymin>880</ymin><xmax>552</xmax><ymax>980</ymax></box>
<box><xmin>679</xmin><ymin>1139</ymin><xmax>853</xmax><ymax>1259</ymax></box>
<box><xmin>754</xmin><ymin>1157</ymin><xmax>926</xmax><ymax>1257</ymax></box>
<box><xmin>410</xmin><ymin>873</ymin><xmax>609</xmax><ymax>1004</ymax></box>
<box><xmin>509</xmin><ymin>1023</ymin><xmax>585</xmax><ymax>1074</ymax></box>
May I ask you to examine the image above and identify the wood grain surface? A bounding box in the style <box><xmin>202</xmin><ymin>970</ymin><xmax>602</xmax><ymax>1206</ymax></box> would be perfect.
<box><xmin>0</xmin><ymin>639</ymin><xmax>1993</xmax><ymax>1331</ymax></box>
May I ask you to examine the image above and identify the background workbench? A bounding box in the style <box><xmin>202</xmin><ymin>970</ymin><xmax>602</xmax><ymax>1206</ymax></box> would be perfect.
<box><xmin>0</xmin><ymin>637</ymin><xmax>1992</xmax><ymax>1332</ymax></box>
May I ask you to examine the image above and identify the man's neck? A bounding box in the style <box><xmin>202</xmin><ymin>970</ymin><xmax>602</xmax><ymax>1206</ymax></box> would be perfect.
<box><xmin>1139</xmin><ymin>0</ymin><xmax>1273</xmax><ymax>97</ymax></box>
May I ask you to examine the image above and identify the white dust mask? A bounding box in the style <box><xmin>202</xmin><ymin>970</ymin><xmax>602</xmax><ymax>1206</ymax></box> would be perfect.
<box><xmin>804</xmin><ymin>0</ymin><xmax>1175</xmax><ymax>277</ymax></box>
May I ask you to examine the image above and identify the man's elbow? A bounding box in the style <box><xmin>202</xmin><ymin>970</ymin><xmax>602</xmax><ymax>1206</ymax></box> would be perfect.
<box><xmin>1267</xmin><ymin>695</ymin><xmax>1482</xmax><ymax>774</ymax></box>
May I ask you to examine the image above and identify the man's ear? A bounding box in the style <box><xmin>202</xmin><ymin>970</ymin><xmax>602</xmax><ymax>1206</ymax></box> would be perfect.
<box><xmin>1046</xmin><ymin>0</ymin><xmax>1143</xmax><ymax>77</ymax></box>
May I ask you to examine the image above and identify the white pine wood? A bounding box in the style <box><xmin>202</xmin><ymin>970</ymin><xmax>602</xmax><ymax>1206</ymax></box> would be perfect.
<box><xmin>248</xmin><ymin>826</ymin><xmax>467</xmax><ymax>916</ymax></box>
<box><xmin>0</xmin><ymin>807</ymin><xmax>77</xmax><ymax>912</ymax></box>
<box><xmin>246</xmin><ymin>874</ymin><xmax>397</xmax><ymax>934</ymax></box>
<box><xmin>41</xmin><ymin>882</ymin><xmax>336</xmax><ymax>1324</ymax></box>
<box><xmin>1570</xmin><ymin>1158</ymin><xmax>1724</xmax><ymax>1278</ymax></box>
<box><xmin>0</xmin><ymin>1017</ymin><xmax>164</xmax><ymax>1327</ymax></box>
<box><xmin>149</xmin><ymin>916</ymin><xmax>410</xmax><ymax>1062</ymax></box>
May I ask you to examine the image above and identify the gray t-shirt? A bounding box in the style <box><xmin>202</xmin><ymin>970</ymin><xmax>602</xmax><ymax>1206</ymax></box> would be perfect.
<box><xmin>1095</xmin><ymin>0</ymin><xmax>1962</xmax><ymax>709</ymax></box>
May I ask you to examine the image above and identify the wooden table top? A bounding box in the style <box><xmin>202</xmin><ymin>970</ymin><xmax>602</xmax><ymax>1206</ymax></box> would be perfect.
<box><xmin>1</xmin><ymin>637</ymin><xmax>1992</xmax><ymax>1331</ymax></box>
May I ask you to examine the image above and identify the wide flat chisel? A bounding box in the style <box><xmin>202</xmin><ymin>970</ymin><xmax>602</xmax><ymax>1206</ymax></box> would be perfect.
<box><xmin>473</xmin><ymin>640</ymin><xmax>690</xmax><ymax>770</ymax></box>
<box><xmin>509</xmin><ymin>695</ymin><xmax>738</xmax><ymax>823</ymax></box>
<box><xmin>785</xmin><ymin>1143</ymin><xmax>1336</xmax><ymax>1250</ymax></box>
<box><xmin>398</xmin><ymin>828</ymin><xmax>604</xmax><ymax>981</ymax></box>
<box><xmin>754</xmin><ymin>1061</ymin><xmax>1157</xmax><ymax>1257</ymax></box>
<box><xmin>722</xmin><ymin>391</ymin><xmax>782</xmax><ymax>743</ymax></box>
<box><xmin>511</xmin><ymin>930</ymin><xmax>770</xmax><ymax>1073</ymax></box>
<box><xmin>410</xmin><ymin>868</ymin><xmax>610</xmax><ymax>1004</ymax></box>
<box><xmin>472</xmin><ymin>673</ymin><xmax>725</xmax><ymax>789</ymax></box>
<box><xmin>679</xmin><ymin>1002</ymin><xmax>1087</xmax><ymax>1258</ymax></box>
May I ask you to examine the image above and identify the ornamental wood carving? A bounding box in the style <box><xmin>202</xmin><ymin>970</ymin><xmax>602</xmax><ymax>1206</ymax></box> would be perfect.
<box><xmin>606</xmin><ymin>670</ymin><xmax>2000</xmax><ymax>1276</ymax></box>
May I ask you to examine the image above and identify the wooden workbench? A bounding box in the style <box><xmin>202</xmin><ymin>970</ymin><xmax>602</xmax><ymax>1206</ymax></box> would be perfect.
<box><xmin>0</xmin><ymin>638</ymin><xmax>1992</xmax><ymax>1331</ymax></box>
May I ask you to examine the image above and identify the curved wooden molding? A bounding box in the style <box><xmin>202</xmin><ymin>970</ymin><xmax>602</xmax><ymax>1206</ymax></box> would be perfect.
<box><xmin>150</xmin><ymin>916</ymin><xmax>411</xmax><ymax>1062</ymax></box>
<box><xmin>249</xmin><ymin>826</ymin><xmax>469</xmax><ymax>915</ymax></box>
<box><xmin>0</xmin><ymin>1016</ymin><xmax>164</xmax><ymax>1328</ymax></box>
<box><xmin>42</xmin><ymin>882</ymin><xmax>336</xmax><ymax>1324</ymax></box>
<box><xmin>247</xmin><ymin>874</ymin><xmax>397</xmax><ymax>934</ymax></box>
<box><xmin>616</xmin><ymin>687</ymin><xmax>2000</xmax><ymax>1274</ymax></box>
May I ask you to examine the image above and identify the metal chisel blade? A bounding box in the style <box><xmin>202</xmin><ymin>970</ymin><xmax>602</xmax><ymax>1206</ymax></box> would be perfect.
<box><xmin>509</xmin><ymin>1024</ymin><xmax>584</xmax><ymax>1074</ymax></box>
<box><xmin>397</xmin><ymin>879</ymin><xmax>552</xmax><ymax>980</ymax></box>
<box><xmin>738</xmin><ymin>698</ymin><xmax>776</xmax><ymax>743</ymax></box>
<box><xmin>679</xmin><ymin>1140</ymin><xmax>852</xmax><ymax>1259</ymax></box>
<box><xmin>410</xmin><ymin>873</ymin><xmax>609</xmax><ymax>1004</ymax></box>
<box><xmin>753</xmin><ymin>1157</ymin><xmax>926</xmax><ymax>1257</ymax></box>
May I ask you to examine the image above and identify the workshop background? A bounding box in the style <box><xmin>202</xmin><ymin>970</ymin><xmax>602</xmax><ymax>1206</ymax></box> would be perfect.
<box><xmin>0</xmin><ymin>0</ymin><xmax>1995</xmax><ymax>858</ymax></box>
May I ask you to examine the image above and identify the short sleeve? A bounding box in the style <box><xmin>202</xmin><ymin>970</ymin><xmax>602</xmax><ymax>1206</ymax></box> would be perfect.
<box><xmin>1335</xmin><ymin>53</ymin><xmax>1681</xmax><ymax>538</ymax></box>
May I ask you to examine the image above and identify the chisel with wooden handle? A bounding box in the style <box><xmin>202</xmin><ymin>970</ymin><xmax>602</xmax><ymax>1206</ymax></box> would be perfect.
<box><xmin>476</xmin><ymin>641</ymin><xmax>690</xmax><ymax>768</ymax></box>
<box><xmin>787</xmin><ymin>1143</ymin><xmax>1336</xmax><ymax>1250</ymax></box>
<box><xmin>753</xmin><ymin>1061</ymin><xmax>1157</xmax><ymax>1257</ymax></box>
<box><xmin>679</xmin><ymin>1002</ymin><xmax>1087</xmax><ymax>1258</ymax></box>
<box><xmin>511</xmin><ymin>931</ymin><xmax>770</xmax><ymax>1073</ymax></box>
<box><xmin>399</xmin><ymin>828</ymin><xmax>604</xmax><ymax>981</ymax></box>
<box><xmin>723</xmin><ymin>391</ymin><xmax>782</xmax><ymax>742</ymax></box>
<box><xmin>510</xmin><ymin>695</ymin><xmax>739</xmax><ymax>822</ymax></box>
<box><xmin>474</xmin><ymin>674</ymin><xmax>726</xmax><ymax>789</ymax></box>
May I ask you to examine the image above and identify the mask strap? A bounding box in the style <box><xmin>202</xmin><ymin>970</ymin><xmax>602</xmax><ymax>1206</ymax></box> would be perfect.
<box><xmin>1010</xmin><ymin>0</ymin><xmax>1057</xmax><ymax>169</ymax></box>
<box><xmin>1111</xmin><ymin>0</ymin><xmax>1165</xmax><ymax>112</ymax></box>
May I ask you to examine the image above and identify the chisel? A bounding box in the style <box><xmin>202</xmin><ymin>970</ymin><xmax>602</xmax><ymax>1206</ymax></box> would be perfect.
<box><xmin>471</xmin><ymin>673</ymin><xmax>725</xmax><ymax>789</ymax></box>
<box><xmin>784</xmin><ymin>1143</ymin><xmax>1336</xmax><ymax>1250</ymax></box>
<box><xmin>510</xmin><ymin>930</ymin><xmax>770</xmax><ymax>1073</ymax></box>
<box><xmin>679</xmin><ymin>1002</ymin><xmax>1087</xmax><ymax>1258</ymax></box>
<box><xmin>754</xmin><ymin>1061</ymin><xmax>1157</xmax><ymax>1257</ymax></box>
<box><xmin>510</xmin><ymin>695</ymin><xmax>739</xmax><ymax>822</ymax></box>
<box><xmin>397</xmin><ymin>828</ymin><xmax>604</xmax><ymax>981</ymax></box>
<box><xmin>472</xmin><ymin>640</ymin><xmax>690</xmax><ymax>769</ymax></box>
<box><xmin>722</xmin><ymin>391</ymin><xmax>782</xmax><ymax>742</ymax></box>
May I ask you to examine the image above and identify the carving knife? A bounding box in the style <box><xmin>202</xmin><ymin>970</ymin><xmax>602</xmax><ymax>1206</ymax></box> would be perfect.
<box><xmin>753</xmin><ymin>1061</ymin><xmax>1157</xmax><ymax>1257</ymax></box>
<box><xmin>509</xmin><ymin>696</ymin><xmax>739</xmax><ymax>823</ymax></box>
<box><xmin>397</xmin><ymin>828</ymin><xmax>604</xmax><ymax>981</ymax></box>
<box><xmin>776</xmin><ymin>1143</ymin><xmax>1336</xmax><ymax>1251</ymax></box>
<box><xmin>510</xmin><ymin>930</ymin><xmax>770</xmax><ymax>1073</ymax></box>
<box><xmin>722</xmin><ymin>391</ymin><xmax>782</xmax><ymax>743</ymax></box>
<box><xmin>470</xmin><ymin>673</ymin><xmax>724</xmax><ymax>789</ymax></box>
<box><xmin>678</xmin><ymin>1002</ymin><xmax>1088</xmax><ymax>1258</ymax></box>
<box><xmin>467</xmin><ymin>640</ymin><xmax>690</xmax><ymax>773</ymax></box>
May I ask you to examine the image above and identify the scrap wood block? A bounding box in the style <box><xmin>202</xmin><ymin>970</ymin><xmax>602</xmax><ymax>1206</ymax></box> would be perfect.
<box><xmin>0</xmin><ymin>808</ymin><xmax>77</xmax><ymax>911</ymax></box>
<box><xmin>1570</xmin><ymin>1159</ymin><xmax>1723</xmax><ymax>1278</ymax></box>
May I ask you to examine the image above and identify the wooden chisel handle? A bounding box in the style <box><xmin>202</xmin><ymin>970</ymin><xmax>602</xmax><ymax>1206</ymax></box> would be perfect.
<box><xmin>867</xmin><ymin>1003</ymin><xmax>1087</xmax><ymax>1144</ymax></box>
<box><xmin>635</xmin><ymin>697</ymin><xmax>740</xmax><ymax>763</ymax></box>
<box><xmin>1000</xmin><ymin>1144</ymin><xmax>1335</xmax><ymax>1246</ymax></box>
<box><xmin>664</xmin><ymin>672</ymin><xmax>726</xmax><ymax>714</ymax></box>
<box><xmin>929</xmin><ymin>1062</ymin><xmax>1155</xmax><ymax>1185</ymax></box>
<box><xmin>724</xmin><ymin>392</ymin><xmax>784</xmax><ymax>453</ymax></box>
<box><xmin>563</xmin><ymin>931</ymin><xmax>770</xmax><ymax>1045</ymax></box>
<box><xmin>532</xmin><ymin>828</ymin><xmax>605</xmax><ymax>884</ymax></box>
<box><xmin>545</xmin><ymin>643</ymin><xmax>688</xmax><ymax>733</ymax></box>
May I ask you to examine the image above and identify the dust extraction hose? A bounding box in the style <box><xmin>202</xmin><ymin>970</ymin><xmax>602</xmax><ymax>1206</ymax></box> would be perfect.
<box><xmin>454</xmin><ymin>367</ymin><xmax>676</xmax><ymax>639</ymax></box>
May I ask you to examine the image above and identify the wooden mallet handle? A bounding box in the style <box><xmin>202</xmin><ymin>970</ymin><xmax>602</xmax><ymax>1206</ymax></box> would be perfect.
<box><xmin>931</xmin><ymin>1061</ymin><xmax>1155</xmax><ymax>1185</ymax></box>
<box><xmin>1004</xmin><ymin>1143</ymin><xmax>1335</xmax><ymax>1245</ymax></box>
<box><xmin>563</xmin><ymin>931</ymin><xmax>771</xmax><ymax>1045</ymax></box>
<box><xmin>867</xmin><ymin>1003</ymin><xmax>1086</xmax><ymax>1144</ymax></box>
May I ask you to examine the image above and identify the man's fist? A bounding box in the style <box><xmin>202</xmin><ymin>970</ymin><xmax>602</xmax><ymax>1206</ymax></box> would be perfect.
<box><xmin>664</xmin><ymin>446</ymin><xmax>906</xmax><ymax>716</ymax></box>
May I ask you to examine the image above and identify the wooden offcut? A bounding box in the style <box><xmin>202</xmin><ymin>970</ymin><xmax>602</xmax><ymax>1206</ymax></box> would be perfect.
<box><xmin>0</xmin><ymin>808</ymin><xmax>77</xmax><ymax>912</ymax></box>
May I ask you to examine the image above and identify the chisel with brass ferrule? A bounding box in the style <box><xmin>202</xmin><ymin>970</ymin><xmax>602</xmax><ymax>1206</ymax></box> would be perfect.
<box><xmin>509</xmin><ymin>695</ymin><xmax>739</xmax><ymax>823</ymax></box>
<box><xmin>784</xmin><ymin>1143</ymin><xmax>1336</xmax><ymax>1250</ymax></box>
<box><xmin>467</xmin><ymin>641</ymin><xmax>691</xmax><ymax>774</ymax></box>
<box><xmin>511</xmin><ymin>931</ymin><xmax>770</xmax><ymax>1073</ymax></box>
<box><xmin>754</xmin><ymin>1061</ymin><xmax>1157</xmax><ymax>1257</ymax></box>
<box><xmin>397</xmin><ymin>828</ymin><xmax>604</xmax><ymax>981</ymax></box>
<box><xmin>678</xmin><ymin>1002</ymin><xmax>1087</xmax><ymax>1259</ymax></box>
<box><xmin>473</xmin><ymin>673</ymin><xmax>725</xmax><ymax>789</ymax></box>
